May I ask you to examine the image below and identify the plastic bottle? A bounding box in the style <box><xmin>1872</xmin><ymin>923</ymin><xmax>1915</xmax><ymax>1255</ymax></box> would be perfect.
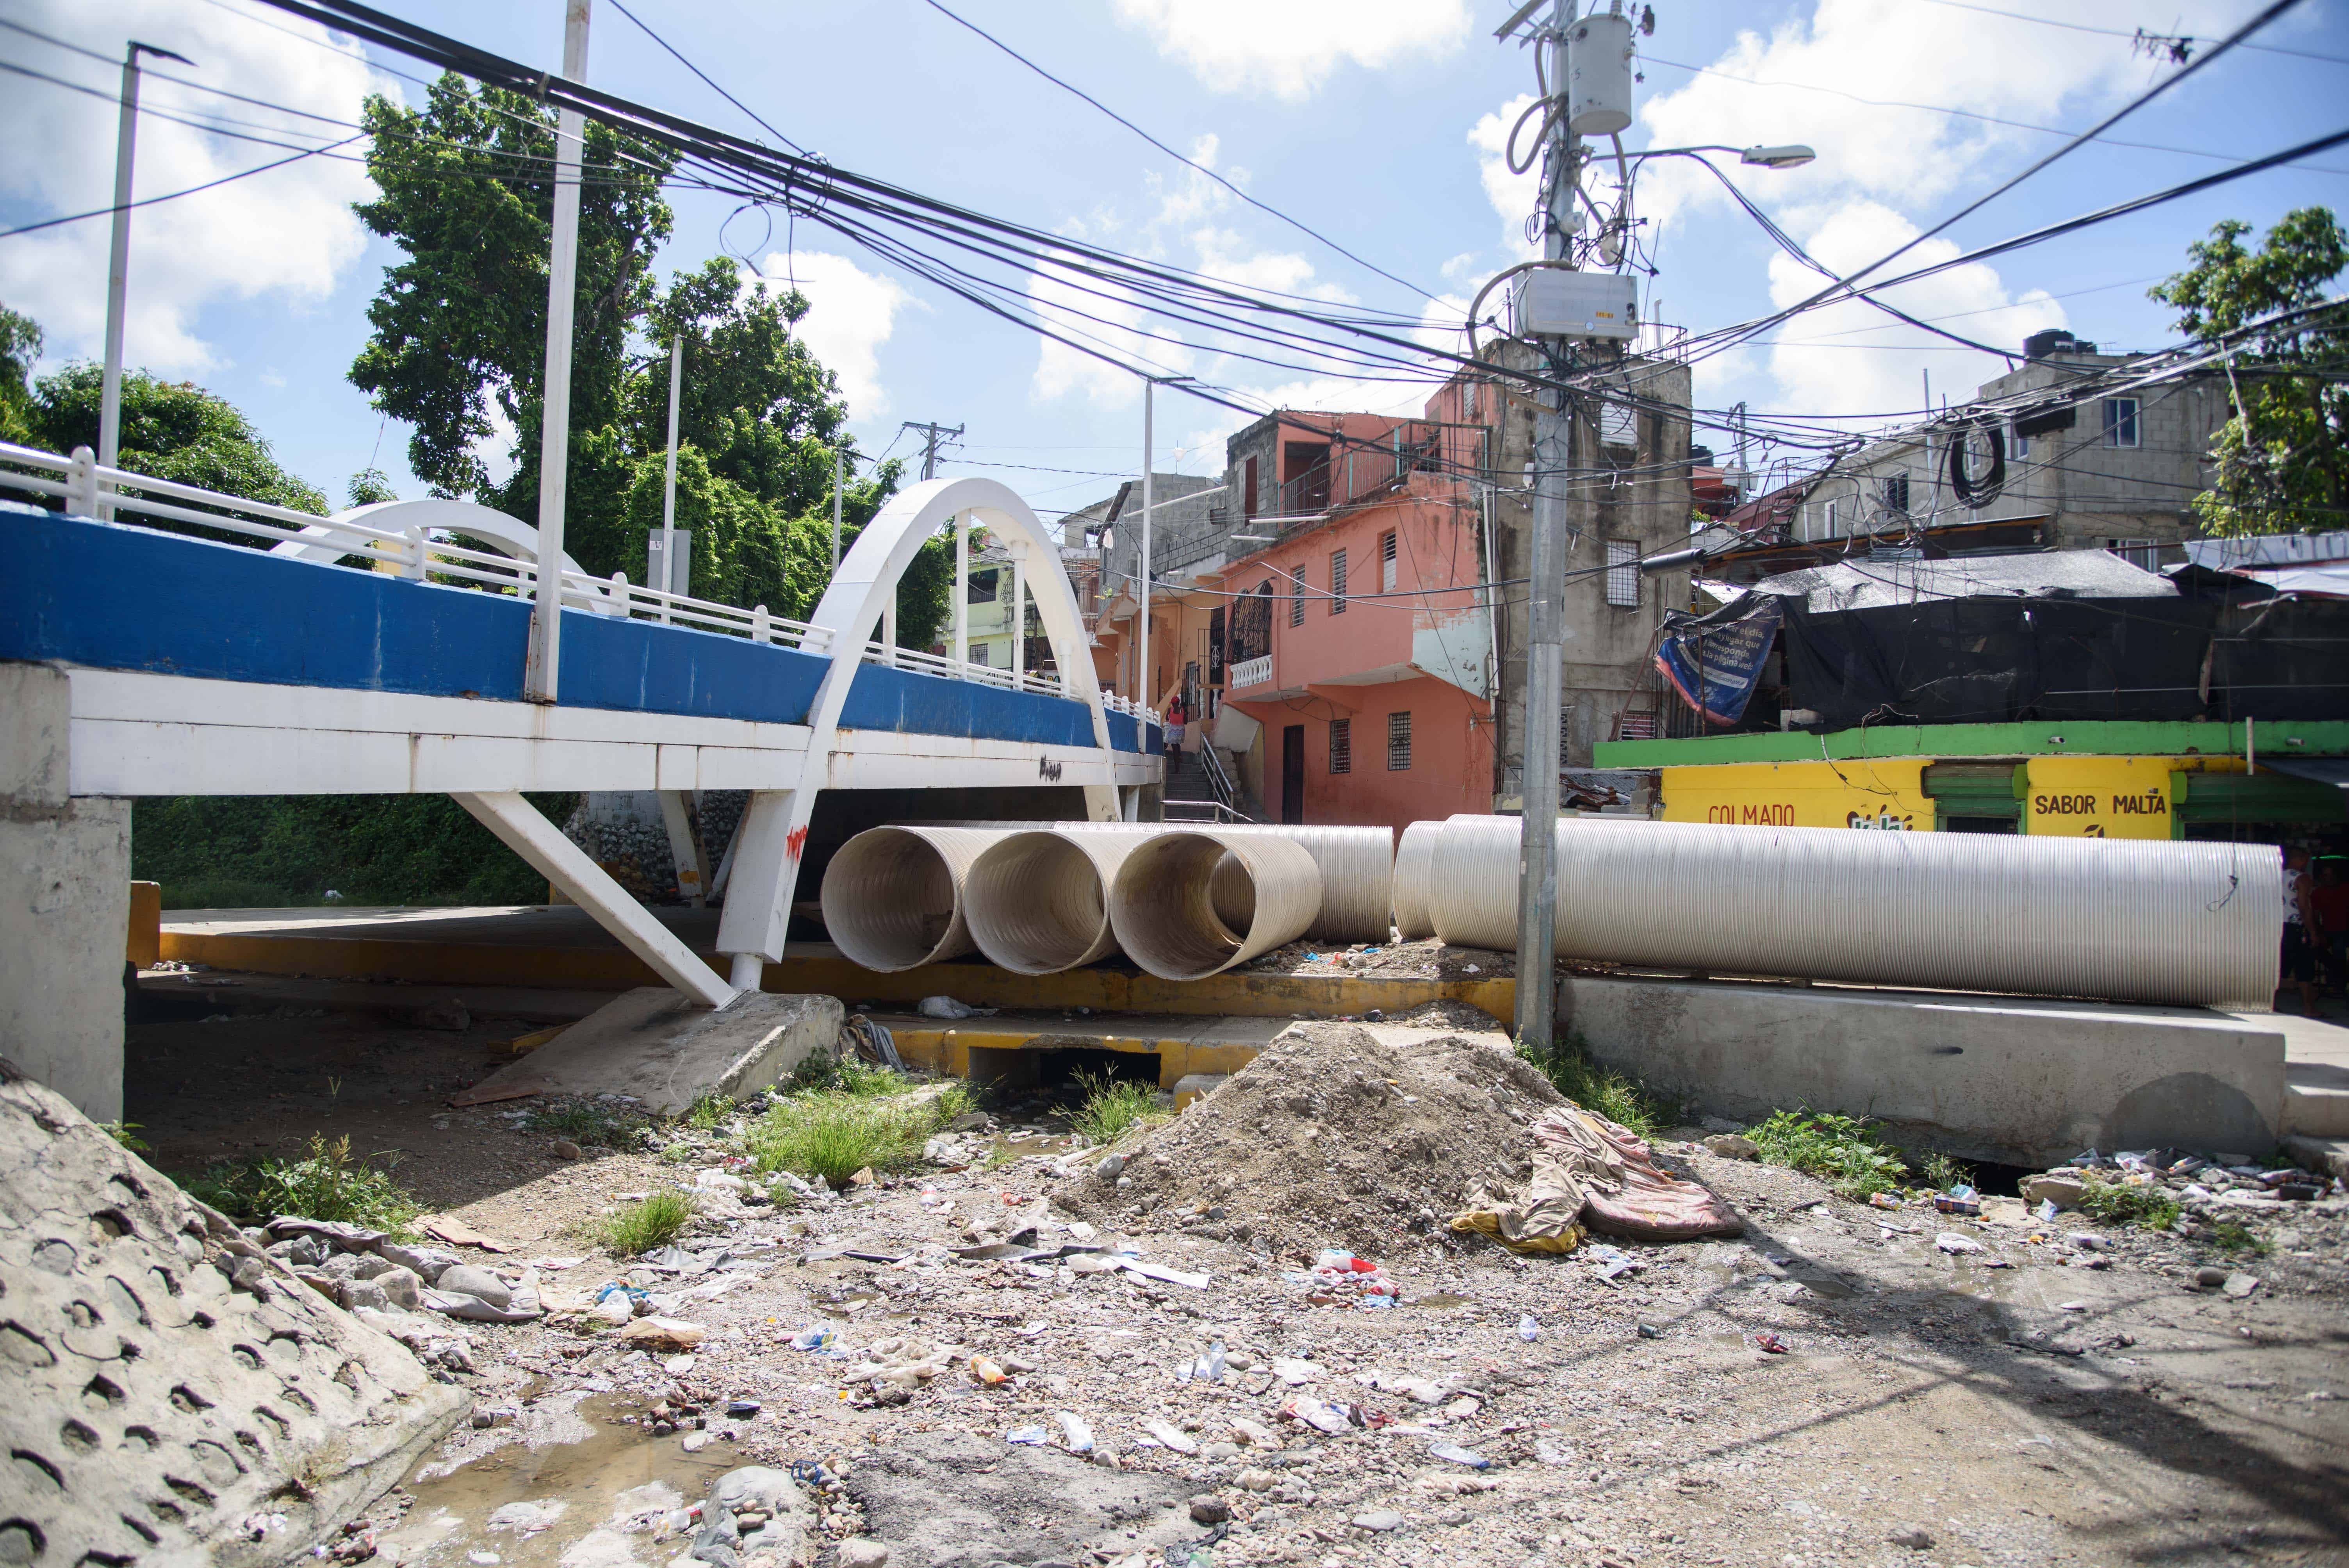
<box><xmin>969</xmin><ymin>1355</ymin><xmax>1008</xmax><ymax>1385</ymax></box>
<box><xmin>1517</xmin><ymin>1314</ymin><xmax>1539</xmax><ymax>1342</ymax></box>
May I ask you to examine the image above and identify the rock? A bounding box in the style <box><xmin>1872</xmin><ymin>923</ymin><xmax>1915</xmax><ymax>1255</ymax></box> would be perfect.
<box><xmin>2021</xmin><ymin>1174</ymin><xmax>2087</xmax><ymax>1210</ymax></box>
<box><xmin>711</xmin><ymin>1466</ymin><xmax>801</xmax><ymax>1514</ymax></box>
<box><xmin>0</xmin><ymin>1063</ymin><xmax>466</xmax><ymax>1566</ymax></box>
<box><xmin>2223</xmin><ymin>1272</ymin><xmax>2262</xmax><ymax>1299</ymax></box>
<box><xmin>340</xmin><ymin>1277</ymin><xmax>392</xmax><ymax>1313</ymax></box>
<box><xmin>1189</xmin><ymin>1495</ymin><xmax>1232</xmax><ymax>1524</ymax></box>
<box><xmin>1889</xmin><ymin>1526</ymin><xmax>1935</xmax><ymax>1549</ymax></box>
<box><xmin>1702</xmin><ymin>1133</ymin><xmax>1760</xmax><ymax>1160</ymax></box>
<box><xmin>836</xmin><ymin>1541</ymin><xmax>890</xmax><ymax>1568</ymax></box>
<box><xmin>436</xmin><ymin>1264</ymin><xmax>512</xmax><ymax>1308</ymax></box>
<box><xmin>554</xmin><ymin>1139</ymin><xmax>584</xmax><ymax>1160</ymax></box>
<box><xmin>412</xmin><ymin>996</ymin><xmax>471</xmax><ymax>1031</ymax></box>
<box><xmin>1352</xmin><ymin>1511</ymin><xmax>1406</xmax><ymax>1532</ymax></box>
<box><xmin>376</xmin><ymin>1265</ymin><xmax>425</xmax><ymax>1309</ymax></box>
<box><xmin>682</xmin><ymin>1431</ymin><xmax>711</xmax><ymax>1452</ymax></box>
<box><xmin>2195</xmin><ymin>1265</ymin><xmax>2229</xmax><ymax>1288</ymax></box>
<box><xmin>1095</xmin><ymin>1152</ymin><xmax>1127</xmax><ymax>1180</ymax></box>
<box><xmin>690</xmin><ymin>1504</ymin><xmax>741</xmax><ymax>1568</ymax></box>
<box><xmin>1235</xmin><ymin>1468</ymin><xmax>1280</xmax><ymax>1491</ymax></box>
<box><xmin>1230</xmin><ymin>1417</ymin><xmax>1280</xmax><ymax>1447</ymax></box>
<box><xmin>621</xmin><ymin>1315</ymin><xmax>708</xmax><ymax>1351</ymax></box>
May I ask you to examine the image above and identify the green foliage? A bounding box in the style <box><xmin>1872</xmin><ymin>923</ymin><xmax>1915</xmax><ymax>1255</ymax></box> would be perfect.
<box><xmin>599</xmin><ymin>1189</ymin><xmax>696</xmax><ymax>1256</ymax></box>
<box><xmin>522</xmin><ymin>1095</ymin><xmax>649</xmax><ymax>1149</ymax></box>
<box><xmin>1746</xmin><ymin>1109</ymin><xmax>1910</xmax><ymax>1201</ymax></box>
<box><xmin>2078</xmin><ymin>1174</ymin><xmax>2181</xmax><ymax>1233</ymax></box>
<box><xmin>1515</xmin><ymin>1034</ymin><xmax>1671</xmax><ymax>1140</ymax></box>
<box><xmin>132</xmin><ymin>793</ymin><xmax>574</xmax><ymax>908</ymax></box>
<box><xmin>0</xmin><ymin>301</ymin><xmax>40</xmax><ymax>444</ymax></box>
<box><xmin>2199</xmin><ymin>1219</ymin><xmax>2269</xmax><ymax>1254</ymax></box>
<box><xmin>681</xmin><ymin>1092</ymin><xmax>737</xmax><ymax>1131</ymax></box>
<box><xmin>25</xmin><ymin>362</ymin><xmax>328</xmax><ymax>534</ymax></box>
<box><xmin>99</xmin><ymin>1121</ymin><xmax>149</xmax><ymax>1153</ymax></box>
<box><xmin>2150</xmin><ymin>208</ymin><xmax>2348</xmax><ymax>536</ymax></box>
<box><xmin>1918</xmin><ymin>1150</ymin><xmax>1973</xmax><ymax>1193</ymax></box>
<box><xmin>743</xmin><ymin>1074</ymin><xmax>967</xmax><ymax>1187</ymax></box>
<box><xmin>1068</xmin><ymin>1069</ymin><xmax>1167</xmax><ymax>1146</ymax></box>
<box><xmin>182</xmin><ymin>1134</ymin><xmax>421</xmax><ymax>1233</ymax></box>
<box><xmin>348</xmin><ymin>467</ymin><xmax>399</xmax><ymax>508</ymax></box>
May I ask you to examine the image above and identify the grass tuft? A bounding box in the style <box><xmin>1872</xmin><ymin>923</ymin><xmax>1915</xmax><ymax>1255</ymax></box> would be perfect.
<box><xmin>2078</xmin><ymin>1175</ymin><xmax>2181</xmax><ymax>1233</ymax></box>
<box><xmin>1515</xmin><ymin>1034</ymin><xmax>1672</xmax><ymax>1140</ymax></box>
<box><xmin>742</xmin><ymin>1069</ymin><xmax>971</xmax><ymax>1187</ymax></box>
<box><xmin>1068</xmin><ymin>1069</ymin><xmax>1167</xmax><ymax>1146</ymax></box>
<box><xmin>599</xmin><ymin>1189</ymin><xmax>696</xmax><ymax>1256</ymax></box>
<box><xmin>1917</xmin><ymin>1149</ymin><xmax>1974</xmax><ymax>1193</ymax></box>
<box><xmin>1746</xmin><ymin>1109</ymin><xmax>1911</xmax><ymax>1202</ymax></box>
<box><xmin>2199</xmin><ymin>1219</ymin><xmax>2269</xmax><ymax>1254</ymax></box>
<box><xmin>179</xmin><ymin>1134</ymin><xmax>420</xmax><ymax>1234</ymax></box>
<box><xmin>681</xmin><ymin>1092</ymin><xmax>737</xmax><ymax>1131</ymax></box>
<box><xmin>98</xmin><ymin>1120</ymin><xmax>150</xmax><ymax>1153</ymax></box>
<box><xmin>523</xmin><ymin>1097</ymin><xmax>649</xmax><ymax>1148</ymax></box>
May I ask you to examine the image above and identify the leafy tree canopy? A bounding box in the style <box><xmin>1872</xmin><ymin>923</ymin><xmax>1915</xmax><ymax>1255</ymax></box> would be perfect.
<box><xmin>2151</xmin><ymin>207</ymin><xmax>2347</xmax><ymax>536</ymax></box>
<box><xmin>0</xmin><ymin>302</ymin><xmax>40</xmax><ymax>445</ymax></box>
<box><xmin>29</xmin><ymin>360</ymin><xmax>327</xmax><ymax>522</ymax></box>
<box><xmin>349</xmin><ymin>75</ymin><xmax>942</xmax><ymax>643</ymax></box>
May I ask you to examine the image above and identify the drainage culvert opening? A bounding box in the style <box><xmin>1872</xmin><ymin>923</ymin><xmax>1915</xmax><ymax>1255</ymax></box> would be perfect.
<box><xmin>963</xmin><ymin>832</ymin><xmax>1114</xmax><ymax>975</ymax></box>
<box><xmin>1036</xmin><ymin>1046</ymin><xmax>1162</xmax><ymax>1092</ymax></box>
<box><xmin>819</xmin><ymin>827</ymin><xmax>970</xmax><ymax>971</ymax></box>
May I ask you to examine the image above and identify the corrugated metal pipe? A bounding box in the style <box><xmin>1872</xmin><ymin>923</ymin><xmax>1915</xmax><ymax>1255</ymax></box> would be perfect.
<box><xmin>1424</xmin><ymin>814</ymin><xmax>2280</xmax><ymax>1009</ymax></box>
<box><xmin>938</xmin><ymin>821</ymin><xmax>1394</xmax><ymax>944</ymax></box>
<box><xmin>962</xmin><ymin>829</ymin><xmax>1141</xmax><ymax>975</ymax></box>
<box><xmin>819</xmin><ymin>825</ymin><xmax>1006</xmax><ymax>972</ymax></box>
<box><xmin>1108</xmin><ymin>829</ymin><xmax>1323</xmax><ymax>981</ymax></box>
<box><xmin>1390</xmin><ymin>819</ymin><xmax>1443</xmax><ymax>941</ymax></box>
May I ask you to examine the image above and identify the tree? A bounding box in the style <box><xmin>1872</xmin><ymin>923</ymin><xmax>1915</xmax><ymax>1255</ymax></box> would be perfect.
<box><xmin>2151</xmin><ymin>207</ymin><xmax>2348</xmax><ymax>536</ymax></box>
<box><xmin>29</xmin><ymin>362</ymin><xmax>328</xmax><ymax>529</ymax></box>
<box><xmin>0</xmin><ymin>303</ymin><xmax>39</xmax><ymax>445</ymax></box>
<box><xmin>348</xmin><ymin>77</ymin><xmax>941</xmax><ymax>642</ymax></box>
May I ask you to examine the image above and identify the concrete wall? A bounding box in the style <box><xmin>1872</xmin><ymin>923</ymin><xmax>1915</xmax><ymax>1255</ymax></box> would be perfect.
<box><xmin>0</xmin><ymin>662</ymin><xmax>130</xmax><ymax>1121</ymax></box>
<box><xmin>1560</xmin><ymin>972</ymin><xmax>2287</xmax><ymax>1167</ymax></box>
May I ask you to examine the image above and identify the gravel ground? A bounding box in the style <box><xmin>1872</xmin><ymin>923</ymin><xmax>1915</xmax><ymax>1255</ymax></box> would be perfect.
<box><xmin>226</xmin><ymin>1014</ymin><xmax>2345</xmax><ymax>1568</ymax></box>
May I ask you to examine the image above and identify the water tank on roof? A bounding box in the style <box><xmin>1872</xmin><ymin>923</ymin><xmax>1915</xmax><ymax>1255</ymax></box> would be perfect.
<box><xmin>2023</xmin><ymin>328</ymin><xmax>2076</xmax><ymax>359</ymax></box>
<box><xmin>1566</xmin><ymin>11</ymin><xmax>1635</xmax><ymax>136</ymax></box>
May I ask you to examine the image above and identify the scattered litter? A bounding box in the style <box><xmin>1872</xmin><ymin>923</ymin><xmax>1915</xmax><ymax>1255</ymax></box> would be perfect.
<box><xmin>420</xmin><ymin>1216</ymin><xmax>514</xmax><ymax>1253</ymax></box>
<box><xmin>1056</xmin><ymin>1411</ymin><xmax>1096</xmax><ymax>1453</ymax></box>
<box><xmin>1935</xmin><ymin>1232</ymin><xmax>1984</xmax><ymax>1255</ymax></box>
<box><xmin>1006</xmin><ymin>1425</ymin><xmax>1052</xmax><ymax>1446</ymax></box>
<box><xmin>1517</xmin><ymin>1313</ymin><xmax>1540</xmax><ymax>1342</ymax></box>
<box><xmin>1281</xmin><ymin>1396</ymin><xmax>1354</xmax><ymax>1436</ymax></box>
<box><xmin>1754</xmin><ymin>1332</ymin><xmax>1790</xmax><ymax>1354</ymax></box>
<box><xmin>1428</xmin><ymin>1442</ymin><xmax>1490</xmax><ymax>1469</ymax></box>
<box><xmin>916</xmin><ymin>995</ymin><xmax>997</xmax><ymax>1019</ymax></box>
<box><xmin>1144</xmin><ymin>1418</ymin><xmax>1199</xmax><ymax>1454</ymax></box>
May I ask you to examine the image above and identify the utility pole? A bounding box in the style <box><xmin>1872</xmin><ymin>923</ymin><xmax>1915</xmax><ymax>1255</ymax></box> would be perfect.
<box><xmin>830</xmin><ymin>448</ymin><xmax>844</xmax><ymax>570</ymax></box>
<box><xmin>97</xmin><ymin>39</ymin><xmax>192</xmax><ymax>520</ymax></box>
<box><xmin>657</xmin><ymin>332</ymin><xmax>682</xmax><ymax>624</ymax></box>
<box><xmin>899</xmin><ymin>419</ymin><xmax>964</xmax><ymax>481</ymax></box>
<box><xmin>1512</xmin><ymin>0</ymin><xmax>1584</xmax><ymax>1051</ymax></box>
<box><xmin>1139</xmin><ymin>379</ymin><xmax>1154</xmax><ymax>711</ymax></box>
<box><xmin>525</xmin><ymin>0</ymin><xmax>592</xmax><ymax>703</ymax></box>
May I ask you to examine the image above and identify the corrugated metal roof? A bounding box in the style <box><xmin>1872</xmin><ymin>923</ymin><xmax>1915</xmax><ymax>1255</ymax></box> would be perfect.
<box><xmin>1749</xmin><ymin>550</ymin><xmax>2176</xmax><ymax>614</ymax></box>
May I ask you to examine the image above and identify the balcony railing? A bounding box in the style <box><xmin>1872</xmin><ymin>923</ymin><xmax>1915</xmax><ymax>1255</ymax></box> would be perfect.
<box><xmin>1228</xmin><ymin>653</ymin><xmax>1273</xmax><ymax>690</ymax></box>
<box><xmin>1272</xmin><ymin>424</ymin><xmax>1451</xmax><ymax>520</ymax></box>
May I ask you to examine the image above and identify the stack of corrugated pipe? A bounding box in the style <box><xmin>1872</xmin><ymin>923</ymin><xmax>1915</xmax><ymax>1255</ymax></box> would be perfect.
<box><xmin>1386</xmin><ymin>813</ymin><xmax>2280</xmax><ymax>1009</ymax></box>
<box><xmin>819</xmin><ymin>821</ymin><xmax>1395</xmax><ymax>983</ymax></box>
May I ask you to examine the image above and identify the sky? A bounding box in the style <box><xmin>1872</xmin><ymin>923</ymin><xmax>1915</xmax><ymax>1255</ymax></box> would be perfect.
<box><xmin>3</xmin><ymin>0</ymin><xmax>2346</xmax><ymax>531</ymax></box>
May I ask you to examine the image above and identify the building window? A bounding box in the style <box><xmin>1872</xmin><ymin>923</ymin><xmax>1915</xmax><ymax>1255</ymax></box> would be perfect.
<box><xmin>1882</xmin><ymin>472</ymin><xmax>1910</xmax><ymax>513</ymax></box>
<box><xmin>1822</xmin><ymin>499</ymin><xmax>1838</xmax><ymax>539</ymax></box>
<box><xmin>1328</xmin><ymin>718</ymin><xmax>1351</xmax><ymax>774</ymax></box>
<box><xmin>966</xmin><ymin>568</ymin><xmax>998</xmax><ymax>603</ymax></box>
<box><xmin>1379</xmin><ymin>530</ymin><xmax>1398</xmax><ymax>593</ymax></box>
<box><xmin>1243</xmin><ymin>455</ymin><xmax>1259</xmax><ymax>518</ymax></box>
<box><xmin>1559</xmin><ymin>705</ymin><xmax>1574</xmax><ymax>761</ymax></box>
<box><xmin>2105</xmin><ymin>537</ymin><xmax>2159</xmax><ymax>571</ymax></box>
<box><xmin>1604</xmin><ymin>540</ymin><xmax>1640</xmax><ymax>608</ymax></box>
<box><xmin>1386</xmin><ymin>710</ymin><xmax>1412</xmax><ymax>770</ymax></box>
<box><xmin>2103</xmin><ymin>397</ymin><xmax>2141</xmax><ymax>448</ymax></box>
<box><xmin>1330</xmin><ymin>548</ymin><xmax>1348</xmax><ymax>614</ymax></box>
<box><xmin>1289</xmin><ymin>566</ymin><xmax>1306</xmax><ymax>626</ymax></box>
<box><xmin>967</xmin><ymin>642</ymin><xmax>989</xmax><ymax>667</ymax></box>
<box><xmin>2008</xmin><ymin>424</ymin><xmax>2030</xmax><ymax>459</ymax></box>
<box><xmin>1616</xmin><ymin>709</ymin><xmax>1659</xmax><ymax>741</ymax></box>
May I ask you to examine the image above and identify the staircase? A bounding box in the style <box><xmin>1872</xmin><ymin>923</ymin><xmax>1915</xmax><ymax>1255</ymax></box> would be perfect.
<box><xmin>1164</xmin><ymin>746</ymin><xmax>1260</xmax><ymax>823</ymax></box>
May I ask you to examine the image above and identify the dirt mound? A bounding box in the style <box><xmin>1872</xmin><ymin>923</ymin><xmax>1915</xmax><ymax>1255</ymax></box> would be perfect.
<box><xmin>1075</xmin><ymin>1022</ymin><xmax>1566</xmax><ymax>1258</ymax></box>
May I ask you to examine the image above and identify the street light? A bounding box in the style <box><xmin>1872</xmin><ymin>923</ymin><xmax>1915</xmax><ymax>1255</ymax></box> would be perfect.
<box><xmin>1612</xmin><ymin>143</ymin><xmax>1816</xmax><ymax>169</ymax></box>
<box><xmin>98</xmin><ymin>39</ymin><xmax>195</xmax><ymax>519</ymax></box>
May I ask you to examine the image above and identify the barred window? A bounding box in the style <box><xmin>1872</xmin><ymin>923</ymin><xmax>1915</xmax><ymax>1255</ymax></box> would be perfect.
<box><xmin>1616</xmin><ymin>709</ymin><xmax>1659</xmax><ymax>741</ymax></box>
<box><xmin>966</xmin><ymin>568</ymin><xmax>998</xmax><ymax>603</ymax></box>
<box><xmin>1604</xmin><ymin>540</ymin><xmax>1640</xmax><ymax>608</ymax></box>
<box><xmin>1380</xmin><ymin>530</ymin><xmax>1398</xmax><ymax>593</ymax></box>
<box><xmin>1386</xmin><ymin>710</ymin><xmax>1412</xmax><ymax>770</ymax></box>
<box><xmin>1330</xmin><ymin>548</ymin><xmax>1348</xmax><ymax>614</ymax></box>
<box><xmin>1560</xmin><ymin>705</ymin><xmax>1574</xmax><ymax>759</ymax></box>
<box><xmin>1289</xmin><ymin>565</ymin><xmax>1306</xmax><ymax>626</ymax></box>
<box><xmin>1328</xmin><ymin>718</ymin><xmax>1351</xmax><ymax>774</ymax></box>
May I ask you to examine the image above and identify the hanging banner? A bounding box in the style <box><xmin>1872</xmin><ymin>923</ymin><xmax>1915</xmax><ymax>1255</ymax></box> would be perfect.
<box><xmin>2023</xmin><ymin>756</ymin><xmax>2175</xmax><ymax>838</ymax></box>
<box><xmin>1656</xmin><ymin>598</ymin><xmax>1782</xmax><ymax>725</ymax></box>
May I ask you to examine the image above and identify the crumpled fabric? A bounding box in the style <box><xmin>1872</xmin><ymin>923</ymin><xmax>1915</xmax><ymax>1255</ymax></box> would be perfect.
<box><xmin>423</xmin><ymin>1269</ymin><xmax>544</xmax><ymax>1322</ymax></box>
<box><xmin>1450</xmin><ymin>1105</ymin><xmax>1740</xmax><ymax>1252</ymax></box>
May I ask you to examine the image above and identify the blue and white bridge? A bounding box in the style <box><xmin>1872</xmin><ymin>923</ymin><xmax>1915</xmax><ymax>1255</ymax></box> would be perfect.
<box><xmin>0</xmin><ymin>443</ymin><xmax>1161</xmax><ymax>1010</ymax></box>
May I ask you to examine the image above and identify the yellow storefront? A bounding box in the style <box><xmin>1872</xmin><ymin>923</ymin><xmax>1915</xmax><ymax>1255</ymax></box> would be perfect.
<box><xmin>1659</xmin><ymin>755</ymin><xmax>2251</xmax><ymax>836</ymax></box>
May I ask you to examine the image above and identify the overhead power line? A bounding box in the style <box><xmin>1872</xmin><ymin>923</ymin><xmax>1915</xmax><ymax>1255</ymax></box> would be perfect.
<box><xmin>1910</xmin><ymin>0</ymin><xmax>2349</xmax><ymax>68</ymax></box>
<box><xmin>914</xmin><ymin>0</ymin><xmax>1441</xmax><ymax>308</ymax></box>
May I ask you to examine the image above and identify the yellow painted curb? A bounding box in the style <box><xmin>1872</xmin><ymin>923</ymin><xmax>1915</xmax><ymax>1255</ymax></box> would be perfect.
<box><xmin>158</xmin><ymin>929</ymin><xmax>1515</xmax><ymax>1024</ymax></box>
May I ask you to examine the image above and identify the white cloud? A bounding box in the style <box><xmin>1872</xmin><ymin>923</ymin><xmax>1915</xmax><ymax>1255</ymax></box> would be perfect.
<box><xmin>0</xmin><ymin>0</ymin><xmax>389</xmax><ymax>374</ymax></box>
<box><xmin>750</xmin><ymin>250</ymin><xmax>917</xmax><ymax>418</ymax></box>
<box><xmin>1756</xmin><ymin>202</ymin><xmax>2066</xmax><ymax>424</ymax></box>
<box><xmin>1028</xmin><ymin>264</ymin><xmax>1196</xmax><ymax>409</ymax></box>
<box><xmin>1468</xmin><ymin>93</ymin><xmax>1542</xmax><ymax>260</ymax></box>
<box><xmin>1112</xmin><ymin>0</ymin><xmax>1472</xmax><ymax>100</ymax></box>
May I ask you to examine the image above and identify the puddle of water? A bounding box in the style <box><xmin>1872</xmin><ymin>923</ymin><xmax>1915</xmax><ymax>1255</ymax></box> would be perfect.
<box><xmin>384</xmin><ymin>1393</ymin><xmax>741</xmax><ymax>1568</ymax></box>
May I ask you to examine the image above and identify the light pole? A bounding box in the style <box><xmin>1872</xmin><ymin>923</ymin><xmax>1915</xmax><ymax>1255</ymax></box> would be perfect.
<box><xmin>525</xmin><ymin>0</ymin><xmax>592</xmax><ymax>703</ymax></box>
<box><xmin>97</xmin><ymin>39</ymin><xmax>194</xmax><ymax>519</ymax></box>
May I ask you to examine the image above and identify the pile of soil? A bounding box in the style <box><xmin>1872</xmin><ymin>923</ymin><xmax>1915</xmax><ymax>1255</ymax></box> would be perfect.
<box><xmin>1071</xmin><ymin>1022</ymin><xmax>1566</xmax><ymax>1258</ymax></box>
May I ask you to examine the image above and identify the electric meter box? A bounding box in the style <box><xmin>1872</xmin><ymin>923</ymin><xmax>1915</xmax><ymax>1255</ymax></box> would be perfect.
<box><xmin>1512</xmin><ymin>269</ymin><xmax>1640</xmax><ymax>340</ymax></box>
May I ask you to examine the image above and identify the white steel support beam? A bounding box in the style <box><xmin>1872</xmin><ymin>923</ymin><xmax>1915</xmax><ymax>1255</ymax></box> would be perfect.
<box><xmin>952</xmin><ymin>511</ymin><xmax>968</xmax><ymax>667</ymax></box>
<box><xmin>451</xmin><ymin>789</ymin><xmax>734</xmax><ymax>1009</ymax></box>
<box><xmin>658</xmin><ymin>788</ymin><xmax>704</xmax><ymax>907</ymax></box>
<box><xmin>714</xmin><ymin>787</ymin><xmax>803</xmax><ymax>976</ymax></box>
